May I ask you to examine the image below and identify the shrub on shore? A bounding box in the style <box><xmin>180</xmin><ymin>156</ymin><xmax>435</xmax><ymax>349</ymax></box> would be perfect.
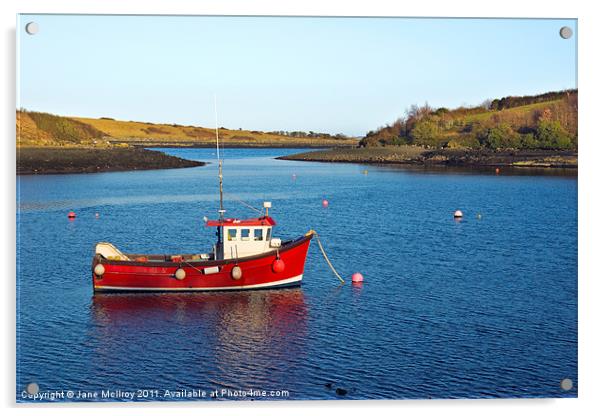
<box><xmin>535</xmin><ymin>120</ymin><xmax>573</xmax><ymax>149</ymax></box>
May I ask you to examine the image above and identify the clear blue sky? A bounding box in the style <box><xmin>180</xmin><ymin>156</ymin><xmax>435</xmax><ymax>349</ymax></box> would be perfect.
<box><xmin>17</xmin><ymin>15</ymin><xmax>577</xmax><ymax>136</ymax></box>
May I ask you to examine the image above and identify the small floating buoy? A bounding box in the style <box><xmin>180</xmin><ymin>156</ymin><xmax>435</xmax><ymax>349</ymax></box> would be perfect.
<box><xmin>454</xmin><ymin>210</ymin><xmax>463</xmax><ymax>218</ymax></box>
<box><xmin>322</xmin><ymin>199</ymin><xmax>329</xmax><ymax>208</ymax></box>
<box><xmin>272</xmin><ymin>258</ymin><xmax>286</xmax><ymax>273</ymax></box>
<box><xmin>351</xmin><ymin>272</ymin><xmax>364</xmax><ymax>283</ymax></box>
<box><xmin>67</xmin><ymin>211</ymin><xmax>76</xmax><ymax>219</ymax></box>
<box><xmin>495</xmin><ymin>168</ymin><xmax>500</xmax><ymax>175</ymax></box>
<box><xmin>292</xmin><ymin>173</ymin><xmax>297</xmax><ymax>180</ymax></box>
<box><xmin>95</xmin><ymin>213</ymin><xmax>100</xmax><ymax>218</ymax></box>
<box><xmin>476</xmin><ymin>213</ymin><xmax>482</xmax><ymax>220</ymax></box>
<box><xmin>362</xmin><ymin>169</ymin><xmax>368</xmax><ymax>175</ymax></box>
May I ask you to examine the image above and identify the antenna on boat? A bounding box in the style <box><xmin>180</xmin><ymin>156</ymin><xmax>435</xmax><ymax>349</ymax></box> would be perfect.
<box><xmin>214</xmin><ymin>94</ymin><xmax>225</xmax><ymax>222</ymax></box>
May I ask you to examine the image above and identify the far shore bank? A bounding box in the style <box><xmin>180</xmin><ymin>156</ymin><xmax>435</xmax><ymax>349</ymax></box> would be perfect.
<box><xmin>17</xmin><ymin>147</ymin><xmax>205</xmax><ymax>175</ymax></box>
<box><xmin>277</xmin><ymin>146</ymin><xmax>578</xmax><ymax>169</ymax></box>
<box><xmin>130</xmin><ymin>142</ymin><xmax>345</xmax><ymax>149</ymax></box>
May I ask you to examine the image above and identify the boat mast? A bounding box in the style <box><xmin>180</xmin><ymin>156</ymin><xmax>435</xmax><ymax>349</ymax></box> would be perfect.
<box><xmin>214</xmin><ymin>95</ymin><xmax>224</xmax><ymax>221</ymax></box>
<box><xmin>214</xmin><ymin>95</ymin><xmax>225</xmax><ymax>258</ymax></box>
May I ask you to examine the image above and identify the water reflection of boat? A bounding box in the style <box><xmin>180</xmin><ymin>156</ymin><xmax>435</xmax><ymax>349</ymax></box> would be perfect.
<box><xmin>90</xmin><ymin>289</ymin><xmax>308</xmax><ymax>389</ymax></box>
<box><xmin>91</xmin><ymin>288</ymin><xmax>307</xmax><ymax>328</ymax></box>
<box><xmin>92</xmin><ymin>288</ymin><xmax>307</xmax><ymax>356</ymax></box>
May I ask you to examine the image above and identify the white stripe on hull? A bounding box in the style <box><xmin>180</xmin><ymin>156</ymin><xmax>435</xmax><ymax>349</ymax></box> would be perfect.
<box><xmin>95</xmin><ymin>274</ymin><xmax>303</xmax><ymax>292</ymax></box>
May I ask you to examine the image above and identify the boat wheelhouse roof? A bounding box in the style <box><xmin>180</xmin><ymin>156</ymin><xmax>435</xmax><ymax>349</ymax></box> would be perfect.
<box><xmin>205</xmin><ymin>216</ymin><xmax>276</xmax><ymax>227</ymax></box>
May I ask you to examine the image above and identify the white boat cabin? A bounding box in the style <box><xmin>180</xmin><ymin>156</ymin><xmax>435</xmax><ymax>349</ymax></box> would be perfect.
<box><xmin>206</xmin><ymin>214</ymin><xmax>281</xmax><ymax>260</ymax></box>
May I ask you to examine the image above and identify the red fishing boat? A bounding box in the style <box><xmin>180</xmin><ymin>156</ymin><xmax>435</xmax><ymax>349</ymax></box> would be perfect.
<box><xmin>91</xmin><ymin>110</ymin><xmax>315</xmax><ymax>292</ymax></box>
<box><xmin>91</xmin><ymin>214</ymin><xmax>314</xmax><ymax>292</ymax></box>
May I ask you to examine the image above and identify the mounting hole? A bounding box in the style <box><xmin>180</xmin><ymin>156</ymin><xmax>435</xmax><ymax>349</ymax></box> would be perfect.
<box><xmin>25</xmin><ymin>22</ymin><xmax>39</xmax><ymax>35</ymax></box>
<box><xmin>559</xmin><ymin>26</ymin><xmax>573</xmax><ymax>39</ymax></box>
<box><xmin>26</xmin><ymin>382</ymin><xmax>39</xmax><ymax>395</ymax></box>
<box><xmin>560</xmin><ymin>378</ymin><xmax>573</xmax><ymax>391</ymax></box>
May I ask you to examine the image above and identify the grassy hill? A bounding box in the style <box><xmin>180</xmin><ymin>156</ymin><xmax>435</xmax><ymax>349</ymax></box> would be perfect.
<box><xmin>16</xmin><ymin>111</ymin><xmax>358</xmax><ymax>148</ymax></box>
<box><xmin>361</xmin><ymin>90</ymin><xmax>578</xmax><ymax>150</ymax></box>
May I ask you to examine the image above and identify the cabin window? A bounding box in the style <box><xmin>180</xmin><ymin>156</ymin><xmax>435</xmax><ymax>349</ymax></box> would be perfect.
<box><xmin>227</xmin><ymin>228</ymin><xmax>238</xmax><ymax>241</ymax></box>
<box><xmin>241</xmin><ymin>228</ymin><xmax>250</xmax><ymax>241</ymax></box>
<box><xmin>266</xmin><ymin>228</ymin><xmax>272</xmax><ymax>241</ymax></box>
<box><xmin>254</xmin><ymin>229</ymin><xmax>263</xmax><ymax>241</ymax></box>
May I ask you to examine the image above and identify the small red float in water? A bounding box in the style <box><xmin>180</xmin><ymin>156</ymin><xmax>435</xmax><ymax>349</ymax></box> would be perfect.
<box><xmin>495</xmin><ymin>168</ymin><xmax>500</xmax><ymax>175</ymax></box>
<box><xmin>272</xmin><ymin>258</ymin><xmax>286</xmax><ymax>273</ymax></box>
<box><xmin>322</xmin><ymin>199</ymin><xmax>329</xmax><ymax>208</ymax></box>
<box><xmin>95</xmin><ymin>213</ymin><xmax>100</xmax><ymax>218</ymax></box>
<box><xmin>351</xmin><ymin>272</ymin><xmax>364</xmax><ymax>283</ymax></box>
<box><xmin>67</xmin><ymin>211</ymin><xmax>76</xmax><ymax>219</ymax></box>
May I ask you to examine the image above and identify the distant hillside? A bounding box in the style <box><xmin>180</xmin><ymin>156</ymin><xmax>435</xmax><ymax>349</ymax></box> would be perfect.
<box><xmin>17</xmin><ymin>111</ymin><xmax>107</xmax><ymax>147</ymax></box>
<box><xmin>361</xmin><ymin>89</ymin><xmax>578</xmax><ymax>150</ymax></box>
<box><xmin>16</xmin><ymin>111</ymin><xmax>358</xmax><ymax>148</ymax></box>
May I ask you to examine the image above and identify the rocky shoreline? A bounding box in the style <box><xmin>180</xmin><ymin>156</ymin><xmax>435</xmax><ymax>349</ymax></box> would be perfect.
<box><xmin>17</xmin><ymin>147</ymin><xmax>205</xmax><ymax>175</ymax></box>
<box><xmin>277</xmin><ymin>146</ymin><xmax>578</xmax><ymax>169</ymax></box>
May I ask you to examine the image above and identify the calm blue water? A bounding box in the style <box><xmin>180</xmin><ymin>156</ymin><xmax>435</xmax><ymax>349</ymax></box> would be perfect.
<box><xmin>16</xmin><ymin>148</ymin><xmax>577</xmax><ymax>401</ymax></box>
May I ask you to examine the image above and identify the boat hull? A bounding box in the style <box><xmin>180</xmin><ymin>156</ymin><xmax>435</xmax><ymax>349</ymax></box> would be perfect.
<box><xmin>92</xmin><ymin>235</ymin><xmax>312</xmax><ymax>292</ymax></box>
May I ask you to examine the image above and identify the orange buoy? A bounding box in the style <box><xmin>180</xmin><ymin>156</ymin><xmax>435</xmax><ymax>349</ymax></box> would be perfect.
<box><xmin>67</xmin><ymin>211</ymin><xmax>76</xmax><ymax>219</ymax></box>
<box><xmin>351</xmin><ymin>272</ymin><xmax>364</xmax><ymax>283</ymax></box>
<box><xmin>454</xmin><ymin>210</ymin><xmax>463</xmax><ymax>218</ymax></box>
<box><xmin>272</xmin><ymin>259</ymin><xmax>286</xmax><ymax>273</ymax></box>
<box><xmin>322</xmin><ymin>199</ymin><xmax>329</xmax><ymax>208</ymax></box>
<box><xmin>495</xmin><ymin>168</ymin><xmax>500</xmax><ymax>175</ymax></box>
<box><xmin>95</xmin><ymin>213</ymin><xmax>100</xmax><ymax>218</ymax></box>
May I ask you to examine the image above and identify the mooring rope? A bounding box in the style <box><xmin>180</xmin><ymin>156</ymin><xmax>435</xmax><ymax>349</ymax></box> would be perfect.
<box><xmin>308</xmin><ymin>230</ymin><xmax>345</xmax><ymax>284</ymax></box>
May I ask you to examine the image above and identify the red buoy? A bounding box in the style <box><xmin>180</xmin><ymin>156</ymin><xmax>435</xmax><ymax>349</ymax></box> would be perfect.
<box><xmin>322</xmin><ymin>199</ymin><xmax>329</xmax><ymax>208</ymax></box>
<box><xmin>67</xmin><ymin>211</ymin><xmax>76</xmax><ymax>219</ymax></box>
<box><xmin>272</xmin><ymin>259</ymin><xmax>286</xmax><ymax>273</ymax></box>
<box><xmin>495</xmin><ymin>168</ymin><xmax>500</xmax><ymax>175</ymax></box>
<box><xmin>351</xmin><ymin>272</ymin><xmax>364</xmax><ymax>283</ymax></box>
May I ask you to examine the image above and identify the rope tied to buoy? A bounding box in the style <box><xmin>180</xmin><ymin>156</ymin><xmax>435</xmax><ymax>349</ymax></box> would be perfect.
<box><xmin>307</xmin><ymin>230</ymin><xmax>345</xmax><ymax>284</ymax></box>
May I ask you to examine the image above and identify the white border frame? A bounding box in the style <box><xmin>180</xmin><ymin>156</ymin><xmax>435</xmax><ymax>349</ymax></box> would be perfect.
<box><xmin>4</xmin><ymin>1</ymin><xmax>600</xmax><ymax>416</ymax></box>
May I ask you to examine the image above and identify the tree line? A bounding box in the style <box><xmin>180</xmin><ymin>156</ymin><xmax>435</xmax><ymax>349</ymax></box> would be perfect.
<box><xmin>360</xmin><ymin>90</ymin><xmax>577</xmax><ymax>150</ymax></box>
<box><xmin>269</xmin><ymin>130</ymin><xmax>352</xmax><ymax>140</ymax></box>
